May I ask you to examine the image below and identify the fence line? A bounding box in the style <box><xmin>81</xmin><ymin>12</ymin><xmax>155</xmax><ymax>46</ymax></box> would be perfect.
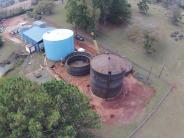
<box><xmin>82</xmin><ymin>35</ymin><xmax>170</xmax><ymax>85</ymax></box>
<box><xmin>127</xmin><ymin>85</ymin><xmax>174</xmax><ymax>138</ymax></box>
<box><xmin>98</xmin><ymin>44</ymin><xmax>174</xmax><ymax>138</ymax></box>
<box><xmin>100</xmin><ymin>45</ymin><xmax>170</xmax><ymax>85</ymax></box>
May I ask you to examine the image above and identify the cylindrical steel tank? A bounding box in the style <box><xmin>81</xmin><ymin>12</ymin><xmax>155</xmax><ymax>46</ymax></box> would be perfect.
<box><xmin>90</xmin><ymin>53</ymin><xmax>130</xmax><ymax>99</ymax></box>
<box><xmin>43</xmin><ymin>29</ymin><xmax>74</xmax><ymax>61</ymax></box>
<box><xmin>65</xmin><ymin>52</ymin><xmax>92</xmax><ymax>76</ymax></box>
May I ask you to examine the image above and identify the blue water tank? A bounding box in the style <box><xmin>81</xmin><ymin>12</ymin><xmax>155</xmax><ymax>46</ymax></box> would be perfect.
<box><xmin>43</xmin><ymin>29</ymin><xmax>74</xmax><ymax>61</ymax></box>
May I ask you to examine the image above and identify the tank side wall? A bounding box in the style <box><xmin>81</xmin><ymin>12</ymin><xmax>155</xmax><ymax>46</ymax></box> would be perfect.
<box><xmin>43</xmin><ymin>36</ymin><xmax>74</xmax><ymax>61</ymax></box>
<box><xmin>90</xmin><ymin>69</ymin><xmax>123</xmax><ymax>99</ymax></box>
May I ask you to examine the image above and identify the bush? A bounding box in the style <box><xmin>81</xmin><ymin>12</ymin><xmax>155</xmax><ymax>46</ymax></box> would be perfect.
<box><xmin>107</xmin><ymin>0</ymin><xmax>131</xmax><ymax>24</ymax></box>
<box><xmin>137</xmin><ymin>0</ymin><xmax>151</xmax><ymax>15</ymax></box>
<box><xmin>171</xmin><ymin>6</ymin><xmax>182</xmax><ymax>25</ymax></box>
<box><xmin>128</xmin><ymin>22</ymin><xmax>161</xmax><ymax>53</ymax></box>
<box><xmin>94</xmin><ymin>0</ymin><xmax>131</xmax><ymax>24</ymax></box>
<box><xmin>27</xmin><ymin>11</ymin><xmax>42</xmax><ymax>20</ymax></box>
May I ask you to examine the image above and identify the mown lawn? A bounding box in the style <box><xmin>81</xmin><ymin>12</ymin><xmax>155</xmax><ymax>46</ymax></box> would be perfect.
<box><xmin>43</xmin><ymin>3</ymin><xmax>71</xmax><ymax>28</ymax></box>
<box><xmin>0</xmin><ymin>40</ymin><xmax>45</xmax><ymax>78</ymax></box>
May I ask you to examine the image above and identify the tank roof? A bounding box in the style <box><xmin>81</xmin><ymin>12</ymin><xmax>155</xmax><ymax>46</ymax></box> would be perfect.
<box><xmin>43</xmin><ymin>29</ymin><xmax>74</xmax><ymax>41</ymax></box>
<box><xmin>91</xmin><ymin>54</ymin><xmax>130</xmax><ymax>75</ymax></box>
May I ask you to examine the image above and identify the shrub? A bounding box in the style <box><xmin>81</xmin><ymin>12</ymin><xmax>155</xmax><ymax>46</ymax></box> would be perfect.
<box><xmin>137</xmin><ymin>0</ymin><xmax>151</xmax><ymax>15</ymax></box>
<box><xmin>171</xmin><ymin>6</ymin><xmax>182</xmax><ymax>25</ymax></box>
<box><xmin>128</xmin><ymin>22</ymin><xmax>161</xmax><ymax>53</ymax></box>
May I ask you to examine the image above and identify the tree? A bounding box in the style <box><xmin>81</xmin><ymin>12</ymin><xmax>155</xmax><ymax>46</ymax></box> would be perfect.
<box><xmin>0</xmin><ymin>77</ymin><xmax>99</xmax><ymax>138</ymax></box>
<box><xmin>137</xmin><ymin>0</ymin><xmax>151</xmax><ymax>15</ymax></box>
<box><xmin>66</xmin><ymin>0</ymin><xmax>97</xmax><ymax>32</ymax></box>
<box><xmin>92</xmin><ymin>0</ymin><xmax>112</xmax><ymax>24</ymax></box>
<box><xmin>127</xmin><ymin>22</ymin><xmax>144</xmax><ymax>43</ymax></box>
<box><xmin>143</xmin><ymin>25</ymin><xmax>160</xmax><ymax>53</ymax></box>
<box><xmin>107</xmin><ymin>0</ymin><xmax>131</xmax><ymax>24</ymax></box>
<box><xmin>143</xmin><ymin>31</ymin><xmax>157</xmax><ymax>53</ymax></box>
<box><xmin>93</xmin><ymin>0</ymin><xmax>131</xmax><ymax>24</ymax></box>
<box><xmin>66</xmin><ymin>0</ymin><xmax>131</xmax><ymax>30</ymax></box>
<box><xmin>28</xmin><ymin>0</ymin><xmax>55</xmax><ymax>20</ymax></box>
<box><xmin>128</xmin><ymin>22</ymin><xmax>161</xmax><ymax>54</ymax></box>
<box><xmin>0</xmin><ymin>35</ymin><xmax>3</xmax><ymax>48</ymax></box>
<box><xmin>34</xmin><ymin>0</ymin><xmax>55</xmax><ymax>15</ymax></box>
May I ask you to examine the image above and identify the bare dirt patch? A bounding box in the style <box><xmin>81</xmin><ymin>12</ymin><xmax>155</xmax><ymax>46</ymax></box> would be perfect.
<box><xmin>2</xmin><ymin>15</ymin><xmax>27</xmax><ymax>44</ymax></box>
<box><xmin>3</xmin><ymin>15</ymin><xmax>25</xmax><ymax>27</ymax></box>
<box><xmin>49</xmin><ymin>40</ymin><xmax>156</xmax><ymax>125</ymax></box>
<box><xmin>26</xmin><ymin>68</ymin><xmax>54</xmax><ymax>84</ymax></box>
<box><xmin>51</xmin><ymin>63</ymin><xmax>155</xmax><ymax>125</ymax></box>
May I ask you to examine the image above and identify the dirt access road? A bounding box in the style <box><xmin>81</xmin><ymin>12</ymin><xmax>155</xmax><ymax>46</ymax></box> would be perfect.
<box><xmin>2</xmin><ymin>15</ymin><xmax>27</xmax><ymax>44</ymax></box>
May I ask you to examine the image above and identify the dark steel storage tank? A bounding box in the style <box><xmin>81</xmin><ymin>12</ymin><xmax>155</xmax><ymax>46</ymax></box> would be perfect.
<box><xmin>65</xmin><ymin>52</ymin><xmax>92</xmax><ymax>76</ymax></box>
<box><xmin>90</xmin><ymin>53</ymin><xmax>127</xmax><ymax>99</ymax></box>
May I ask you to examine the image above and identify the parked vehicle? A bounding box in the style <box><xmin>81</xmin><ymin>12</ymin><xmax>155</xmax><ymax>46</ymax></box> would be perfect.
<box><xmin>75</xmin><ymin>34</ymin><xmax>85</xmax><ymax>41</ymax></box>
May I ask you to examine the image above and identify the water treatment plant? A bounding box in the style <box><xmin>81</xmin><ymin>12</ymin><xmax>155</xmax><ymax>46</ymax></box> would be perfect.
<box><xmin>1</xmin><ymin>1</ymin><xmax>183</xmax><ymax>137</ymax></box>
<box><xmin>17</xmin><ymin>20</ymin><xmax>135</xmax><ymax>100</ymax></box>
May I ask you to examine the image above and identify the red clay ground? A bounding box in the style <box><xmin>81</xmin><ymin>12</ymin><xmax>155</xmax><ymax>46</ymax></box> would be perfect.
<box><xmin>51</xmin><ymin>63</ymin><xmax>155</xmax><ymax>125</ymax></box>
<box><xmin>2</xmin><ymin>15</ymin><xmax>27</xmax><ymax>44</ymax></box>
<box><xmin>49</xmin><ymin>40</ymin><xmax>156</xmax><ymax>125</ymax></box>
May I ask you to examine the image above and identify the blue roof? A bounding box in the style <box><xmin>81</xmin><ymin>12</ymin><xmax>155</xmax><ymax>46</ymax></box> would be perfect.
<box><xmin>22</xmin><ymin>26</ymin><xmax>55</xmax><ymax>43</ymax></box>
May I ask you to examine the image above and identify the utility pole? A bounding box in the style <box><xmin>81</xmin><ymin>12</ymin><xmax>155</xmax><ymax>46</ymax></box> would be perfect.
<box><xmin>44</xmin><ymin>54</ymin><xmax>47</xmax><ymax>67</ymax></box>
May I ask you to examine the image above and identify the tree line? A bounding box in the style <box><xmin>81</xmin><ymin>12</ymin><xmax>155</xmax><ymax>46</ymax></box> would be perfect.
<box><xmin>66</xmin><ymin>0</ymin><xmax>131</xmax><ymax>32</ymax></box>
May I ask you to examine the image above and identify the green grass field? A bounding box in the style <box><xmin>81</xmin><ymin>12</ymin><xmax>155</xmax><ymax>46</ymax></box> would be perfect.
<box><xmin>6</xmin><ymin>53</ymin><xmax>45</xmax><ymax>77</ymax></box>
<box><xmin>0</xmin><ymin>40</ymin><xmax>21</xmax><ymax>62</ymax></box>
<box><xmin>39</xmin><ymin>1</ymin><xmax>184</xmax><ymax>138</ymax></box>
<box><xmin>0</xmin><ymin>39</ymin><xmax>45</xmax><ymax>77</ymax></box>
<box><xmin>43</xmin><ymin>3</ymin><xmax>71</xmax><ymax>29</ymax></box>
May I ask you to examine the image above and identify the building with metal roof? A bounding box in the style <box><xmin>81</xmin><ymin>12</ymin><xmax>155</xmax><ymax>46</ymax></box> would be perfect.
<box><xmin>19</xmin><ymin>21</ymin><xmax>55</xmax><ymax>52</ymax></box>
